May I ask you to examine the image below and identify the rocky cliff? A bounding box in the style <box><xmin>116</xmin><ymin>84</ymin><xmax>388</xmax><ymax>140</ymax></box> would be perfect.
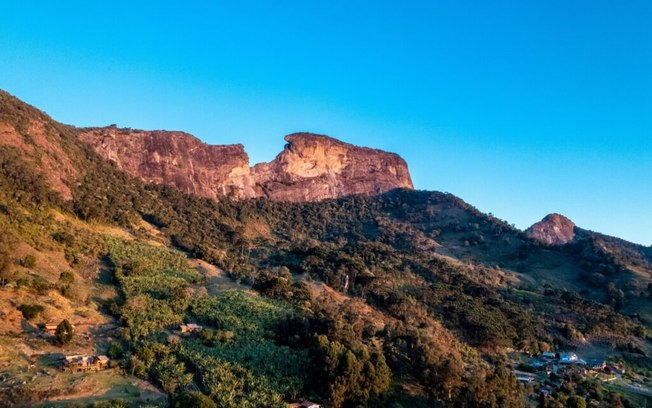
<box><xmin>78</xmin><ymin>128</ymin><xmax>413</xmax><ymax>202</ymax></box>
<box><xmin>525</xmin><ymin>213</ymin><xmax>576</xmax><ymax>245</ymax></box>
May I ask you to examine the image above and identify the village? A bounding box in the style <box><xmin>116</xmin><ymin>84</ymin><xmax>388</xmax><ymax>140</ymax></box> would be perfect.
<box><xmin>512</xmin><ymin>350</ymin><xmax>652</xmax><ymax>401</ymax></box>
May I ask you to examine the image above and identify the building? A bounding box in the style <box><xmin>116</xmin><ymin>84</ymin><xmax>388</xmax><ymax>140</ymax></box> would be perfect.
<box><xmin>60</xmin><ymin>355</ymin><xmax>110</xmax><ymax>373</ymax></box>
<box><xmin>44</xmin><ymin>322</ymin><xmax>60</xmax><ymax>334</ymax></box>
<box><xmin>180</xmin><ymin>323</ymin><xmax>203</xmax><ymax>333</ymax></box>
<box><xmin>559</xmin><ymin>353</ymin><xmax>578</xmax><ymax>364</ymax></box>
<box><xmin>288</xmin><ymin>402</ymin><xmax>320</xmax><ymax>408</ymax></box>
<box><xmin>516</xmin><ymin>375</ymin><xmax>535</xmax><ymax>384</ymax></box>
<box><xmin>586</xmin><ymin>359</ymin><xmax>606</xmax><ymax>370</ymax></box>
<box><xmin>540</xmin><ymin>352</ymin><xmax>556</xmax><ymax>360</ymax></box>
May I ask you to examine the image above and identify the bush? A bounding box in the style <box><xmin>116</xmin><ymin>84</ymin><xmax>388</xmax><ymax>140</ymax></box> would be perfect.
<box><xmin>21</xmin><ymin>255</ymin><xmax>36</xmax><ymax>268</ymax></box>
<box><xmin>54</xmin><ymin>319</ymin><xmax>74</xmax><ymax>345</ymax></box>
<box><xmin>17</xmin><ymin>303</ymin><xmax>44</xmax><ymax>320</ymax></box>
<box><xmin>59</xmin><ymin>271</ymin><xmax>75</xmax><ymax>284</ymax></box>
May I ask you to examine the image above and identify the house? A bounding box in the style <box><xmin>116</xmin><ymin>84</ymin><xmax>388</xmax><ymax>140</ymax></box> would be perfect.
<box><xmin>288</xmin><ymin>401</ymin><xmax>321</xmax><ymax>408</ymax></box>
<box><xmin>586</xmin><ymin>359</ymin><xmax>606</xmax><ymax>370</ymax></box>
<box><xmin>60</xmin><ymin>355</ymin><xmax>110</xmax><ymax>373</ymax></box>
<box><xmin>539</xmin><ymin>385</ymin><xmax>554</xmax><ymax>396</ymax></box>
<box><xmin>559</xmin><ymin>353</ymin><xmax>578</xmax><ymax>364</ymax></box>
<box><xmin>529</xmin><ymin>359</ymin><xmax>549</xmax><ymax>368</ymax></box>
<box><xmin>540</xmin><ymin>352</ymin><xmax>556</xmax><ymax>360</ymax></box>
<box><xmin>180</xmin><ymin>323</ymin><xmax>203</xmax><ymax>333</ymax></box>
<box><xmin>44</xmin><ymin>322</ymin><xmax>60</xmax><ymax>334</ymax></box>
<box><xmin>96</xmin><ymin>355</ymin><xmax>110</xmax><ymax>369</ymax></box>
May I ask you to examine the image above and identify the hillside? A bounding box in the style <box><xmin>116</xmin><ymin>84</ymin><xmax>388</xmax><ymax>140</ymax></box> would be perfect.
<box><xmin>1</xmin><ymin>90</ymin><xmax>651</xmax><ymax>407</ymax></box>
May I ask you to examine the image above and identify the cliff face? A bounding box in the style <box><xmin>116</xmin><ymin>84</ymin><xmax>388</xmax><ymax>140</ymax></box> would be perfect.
<box><xmin>79</xmin><ymin>128</ymin><xmax>257</xmax><ymax>199</ymax></box>
<box><xmin>78</xmin><ymin>129</ymin><xmax>413</xmax><ymax>202</ymax></box>
<box><xmin>525</xmin><ymin>213</ymin><xmax>576</xmax><ymax>245</ymax></box>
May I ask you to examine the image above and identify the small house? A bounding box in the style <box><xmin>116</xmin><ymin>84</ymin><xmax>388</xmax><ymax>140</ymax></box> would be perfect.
<box><xmin>559</xmin><ymin>353</ymin><xmax>578</xmax><ymax>364</ymax></box>
<box><xmin>540</xmin><ymin>385</ymin><xmax>554</xmax><ymax>396</ymax></box>
<box><xmin>586</xmin><ymin>359</ymin><xmax>606</xmax><ymax>370</ymax></box>
<box><xmin>529</xmin><ymin>359</ymin><xmax>548</xmax><ymax>368</ymax></box>
<box><xmin>96</xmin><ymin>355</ymin><xmax>110</xmax><ymax>369</ymax></box>
<box><xmin>288</xmin><ymin>402</ymin><xmax>320</xmax><ymax>408</ymax></box>
<box><xmin>516</xmin><ymin>375</ymin><xmax>535</xmax><ymax>384</ymax></box>
<box><xmin>540</xmin><ymin>352</ymin><xmax>556</xmax><ymax>360</ymax></box>
<box><xmin>180</xmin><ymin>323</ymin><xmax>203</xmax><ymax>333</ymax></box>
<box><xmin>60</xmin><ymin>355</ymin><xmax>110</xmax><ymax>373</ymax></box>
<box><xmin>44</xmin><ymin>322</ymin><xmax>59</xmax><ymax>334</ymax></box>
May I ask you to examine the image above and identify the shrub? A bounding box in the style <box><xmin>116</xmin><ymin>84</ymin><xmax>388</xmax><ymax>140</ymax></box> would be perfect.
<box><xmin>59</xmin><ymin>271</ymin><xmax>75</xmax><ymax>284</ymax></box>
<box><xmin>21</xmin><ymin>255</ymin><xmax>36</xmax><ymax>268</ymax></box>
<box><xmin>17</xmin><ymin>303</ymin><xmax>44</xmax><ymax>320</ymax></box>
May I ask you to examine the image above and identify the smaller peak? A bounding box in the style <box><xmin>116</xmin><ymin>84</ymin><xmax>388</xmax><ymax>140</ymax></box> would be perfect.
<box><xmin>526</xmin><ymin>213</ymin><xmax>576</xmax><ymax>245</ymax></box>
<box><xmin>541</xmin><ymin>213</ymin><xmax>575</xmax><ymax>225</ymax></box>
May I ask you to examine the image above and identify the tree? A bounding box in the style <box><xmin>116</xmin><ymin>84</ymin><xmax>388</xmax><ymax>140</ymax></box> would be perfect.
<box><xmin>54</xmin><ymin>319</ymin><xmax>74</xmax><ymax>345</ymax></box>
<box><xmin>567</xmin><ymin>395</ymin><xmax>586</xmax><ymax>408</ymax></box>
<box><xmin>152</xmin><ymin>355</ymin><xmax>192</xmax><ymax>400</ymax></box>
<box><xmin>175</xmin><ymin>391</ymin><xmax>217</xmax><ymax>408</ymax></box>
<box><xmin>0</xmin><ymin>231</ymin><xmax>14</xmax><ymax>287</ymax></box>
<box><xmin>313</xmin><ymin>335</ymin><xmax>391</xmax><ymax>408</ymax></box>
<box><xmin>606</xmin><ymin>282</ymin><xmax>625</xmax><ymax>310</ymax></box>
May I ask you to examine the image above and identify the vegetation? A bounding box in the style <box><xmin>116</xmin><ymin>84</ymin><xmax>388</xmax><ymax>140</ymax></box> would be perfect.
<box><xmin>17</xmin><ymin>303</ymin><xmax>44</xmax><ymax>320</ymax></box>
<box><xmin>55</xmin><ymin>319</ymin><xmax>74</xmax><ymax>345</ymax></box>
<box><xmin>174</xmin><ymin>391</ymin><xmax>217</xmax><ymax>408</ymax></box>
<box><xmin>1</xmin><ymin>90</ymin><xmax>651</xmax><ymax>406</ymax></box>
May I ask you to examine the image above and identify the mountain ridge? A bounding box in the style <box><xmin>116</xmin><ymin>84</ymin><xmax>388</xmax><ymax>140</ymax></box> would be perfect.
<box><xmin>78</xmin><ymin>126</ymin><xmax>413</xmax><ymax>202</ymax></box>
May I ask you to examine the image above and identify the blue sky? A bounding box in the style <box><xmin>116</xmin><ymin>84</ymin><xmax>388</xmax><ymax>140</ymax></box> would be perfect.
<box><xmin>1</xmin><ymin>1</ymin><xmax>651</xmax><ymax>245</ymax></box>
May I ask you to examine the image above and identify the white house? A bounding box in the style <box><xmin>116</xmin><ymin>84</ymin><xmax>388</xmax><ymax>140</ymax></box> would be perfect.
<box><xmin>559</xmin><ymin>352</ymin><xmax>578</xmax><ymax>364</ymax></box>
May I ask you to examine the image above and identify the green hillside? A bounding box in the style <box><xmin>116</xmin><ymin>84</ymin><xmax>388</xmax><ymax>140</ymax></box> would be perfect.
<box><xmin>1</xmin><ymin>90</ymin><xmax>651</xmax><ymax>407</ymax></box>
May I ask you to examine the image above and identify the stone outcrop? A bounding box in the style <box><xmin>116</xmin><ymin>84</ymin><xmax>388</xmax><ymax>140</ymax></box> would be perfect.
<box><xmin>78</xmin><ymin>128</ymin><xmax>413</xmax><ymax>202</ymax></box>
<box><xmin>525</xmin><ymin>213</ymin><xmax>576</xmax><ymax>245</ymax></box>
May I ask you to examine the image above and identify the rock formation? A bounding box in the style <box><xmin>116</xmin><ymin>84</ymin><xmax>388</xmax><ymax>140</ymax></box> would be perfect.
<box><xmin>78</xmin><ymin>128</ymin><xmax>413</xmax><ymax>202</ymax></box>
<box><xmin>525</xmin><ymin>213</ymin><xmax>576</xmax><ymax>245</ymax></box>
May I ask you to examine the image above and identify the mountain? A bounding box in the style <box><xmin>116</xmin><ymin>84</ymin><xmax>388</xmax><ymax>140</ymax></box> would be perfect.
<box><xmin>1</xmin><ymin>89</ymin><xmax>652</xmax><ymax>408</ymax></box>
<box><xmin>78</xmin><ymin>127</ymin><xmax>413</xmax><ymax>202</ymax></box>
<box><xmin>525</xmin><ymin>213</ymin><xmax>652</xmax><ymax>288</ymax></box>
<box><xmin>525</xmin><ymin>213</ymin><xmax>576</xmax><ymax>245</ymax></box>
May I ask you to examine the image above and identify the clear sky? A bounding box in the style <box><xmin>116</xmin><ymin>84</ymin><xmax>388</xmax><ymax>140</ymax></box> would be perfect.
<box><xmin>1</xmin><ymin>1</ymin><xmax>650</xmax><ymax>245</ymax></box>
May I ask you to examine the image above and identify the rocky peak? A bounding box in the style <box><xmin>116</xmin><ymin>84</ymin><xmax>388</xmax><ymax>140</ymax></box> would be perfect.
<box><xmin>78</xmin><ymin>129</ymin><xmax>413</xmax><ymax>202</ymax></box>
<box><xmin>525</xmin><ymin>213</ymin><xmax>576</xmax><ymax>245</ymax></box>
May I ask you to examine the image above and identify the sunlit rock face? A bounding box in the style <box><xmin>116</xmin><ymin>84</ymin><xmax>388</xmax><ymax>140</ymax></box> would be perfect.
<box><xmin>526</xmin><ymin>213</ymin><xmax>576</xmax><ymax>245</ymax></box>
<box><xmin>79</xmin><ymin>129</ymin><xmax>413</xmax><ymax>202</ymax></box>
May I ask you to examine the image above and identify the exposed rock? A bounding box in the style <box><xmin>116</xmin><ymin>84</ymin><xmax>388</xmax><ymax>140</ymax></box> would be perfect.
<box><xmin>78</xmin><ymin>129</ymin><xmax>413</xmax><ymax>202</ymax></box>
<box><xmin>252</xmin><ymin>133</ymin><xmax>413</xmax><ymax>201</ymax></box>
<box><xmin>525</xmin><ymin>213</ymin><xmax>576</xmax><ymax>245</ymax></box>
<box><xmin>79</xmin><ymin>128</ymin><xmax>257</xmax><ymax>200</ymax></box>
